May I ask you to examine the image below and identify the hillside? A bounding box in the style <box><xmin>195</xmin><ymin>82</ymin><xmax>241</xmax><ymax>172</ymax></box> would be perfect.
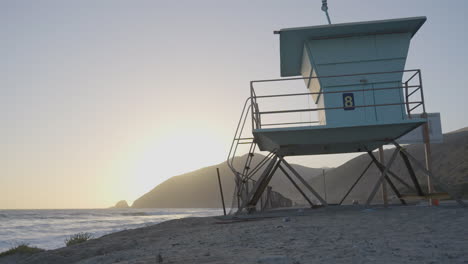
<box><xmin>131</xmin><ymin>127</ymin><xmax>468</xmax><ymax>208</ymax></box>
<box><xmin>131</xmin><ymin>156</ymin><xmax>324</xmax><ymax>208</ymax></box>
<box><xmin>317</xmin><ymin>127</ymin><xmax>468</xmax><ymax>204</ymax></box>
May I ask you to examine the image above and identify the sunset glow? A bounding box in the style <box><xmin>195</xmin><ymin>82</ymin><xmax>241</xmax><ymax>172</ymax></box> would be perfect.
<box><xmin>2</xmin><ymin>0</ymin><xmax>468</xmax><ymax>209</ymax></box>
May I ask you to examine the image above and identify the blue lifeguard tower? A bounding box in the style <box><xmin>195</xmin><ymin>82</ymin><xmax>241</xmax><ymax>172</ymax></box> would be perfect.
<box><xmin>256</xmin><ymin>17</ymin><xmax>427</xmax><ymax>156</ymax></box>
<box><xmin>227</xmin><ymin>17</ymin><xmax>465</xmax><ymax>213</ymax></box>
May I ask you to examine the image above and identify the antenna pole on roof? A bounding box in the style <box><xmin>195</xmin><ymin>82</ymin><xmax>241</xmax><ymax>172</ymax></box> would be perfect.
<box><xmin>321</xmin><ymin>0</ymin><xmax>332</xmax><ymax>24</ymax></box>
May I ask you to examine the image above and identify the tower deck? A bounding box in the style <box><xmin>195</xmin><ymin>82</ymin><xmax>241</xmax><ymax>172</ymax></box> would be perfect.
<box><xmin>253</xmin><ymin>119</ymin><xmax>425</xmax><ymax>156</ymax></box>
<box><xmin>248</xmin><ymin>69</ymin><xmax>427</xmax><ymax>156</ymax></box>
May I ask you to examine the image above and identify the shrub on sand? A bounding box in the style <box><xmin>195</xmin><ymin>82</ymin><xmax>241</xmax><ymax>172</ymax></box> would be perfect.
<box><xmin>0</xmin><ymin>243</ymin><xmax>44</xmax><ymax>258</ymax></box>
<box><xmin>65</xmin><ymin>232</ymin><xmax>93</xmax><ymax>247</ymax></box>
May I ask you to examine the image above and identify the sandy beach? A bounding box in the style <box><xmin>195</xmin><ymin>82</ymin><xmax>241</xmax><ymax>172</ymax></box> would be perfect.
<box><xmin>2</xmin><ymin>204</ymin><xmax>467</xmax><ymax>264</ymax></box>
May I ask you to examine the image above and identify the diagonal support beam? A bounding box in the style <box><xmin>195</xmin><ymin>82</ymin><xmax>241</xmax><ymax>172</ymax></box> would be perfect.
<box><xmin>399</xmin><ymin>151</ymin><xmax>425</xmax><ymax>196</ymax></box>
<box><xmin>369</xmin><ymin>153</ymin><xmax>418</xmax><ymax>193</ymax></box>
<box><xmin>244</xmin><ymin>157</ymin><xmax>281</xmax><ymax>212</ymax></box>
<box><xmin>368</xmin><ymin>151</ymin><xmax>407</xmax><ymax>205</ymax></box>
<box><xmin>246</xmin><ymin>151</ymin><xmax>275</xmax><ymax>180</ymax></box>
<box><xmin>386</xmin><ymin>169</ymin><xmax>418</xmax><ymax>193</ymax></box>
<box><xmin>339</xmin><ymin>160</ymin><xmax>373</xmax><ymax>205</ymax></box>
<box><xmin>239</xmin><ymin>155</ymin><xmax>277</xmax><ymax>212</ymax></box>
<box><xmin>279</xmin><ymin>165</ymin><xmax>315</xmax><ymax>207</ymax></box>
<box><xmin>384</xmin><ymin>176</ymin><xmax>407</xmax><ymax>205</ymax></box>
<box><xmin>366</xmin><ymin>148</ymin><xmax>400</xmax><ymax>206</ymax></box>
<box><xmin>393</xmin><ymin>141</ymin><xmax>467</xmax><ymax>207</ymax></box>
<box><xmin>280</xmin><ymin>157</ymin><xmax>328</xmax><ymax>206</ymax></box>
<box><xmin>261</xmin><ymin>186</ymin><xmax>273</xmax><ymax>210</ymax></box>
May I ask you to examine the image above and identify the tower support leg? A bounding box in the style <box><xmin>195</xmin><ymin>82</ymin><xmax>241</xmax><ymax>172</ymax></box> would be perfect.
<box><xmin>384</xmin><ymin>176</ymin><xmax>407</xmax><ymax>205</ymax></box>
<box><xmin>393</xmin><ymin>141</ymin><xmax>467</xmax><ymax>207</ymax></box>
<box><xmin>279</xmin><ymin>156</ymin><xmax>328</xmax><ymax>206</ymax></box>
<box><xmin>279</xmin><ymin>165</ymin><xmax>315</xmax><ymax>207</ymax></box>
<box><xmin>261</xmin><ymin>186</ymin><xmax>273</xmax><ymax>210</ymax></box>
<box><xmin>399</xmin><ymin>151</ymin><xmax>425</xmax><ymax>196</ymax></box>
<box><xmin>379</xmin><ymin>147</ymin><xmax>389</xmax><ymax>207</ymax></box>
<box><xmin>339</xmin><ymin>160</ymin><xmax>373</xmax><ymax>205</ymax></box>
<box><xmin>368</xmin><ymin>152</ymin><xmax>417</xmax><ymax>193</ymax></box>
<box><xmin>241</xmin><ymin>156</ymin><xmax>280</xmax><ymax>212</ymax></box>
<box><xmin>365</xmin><ymin>148</ymin><xmax>400</xmax><ymax>206</ymax></box>
<box><xmin>368</xmin><ymin>151</ymin><xmax>407</xmax><ymax>205</ymax></box>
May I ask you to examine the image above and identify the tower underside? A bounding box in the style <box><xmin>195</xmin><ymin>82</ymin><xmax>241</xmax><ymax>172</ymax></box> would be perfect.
<box><xmin>253</xmin><ymin>119</ymin><xmax>425</xmax><ymax>156</ymax></box>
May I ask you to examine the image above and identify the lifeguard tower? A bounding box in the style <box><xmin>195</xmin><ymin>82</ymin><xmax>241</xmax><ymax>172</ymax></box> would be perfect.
<box><xmin>227</xmin><ymin>16</ymin><xmax>465</xmax><ymax>213</ymax></box>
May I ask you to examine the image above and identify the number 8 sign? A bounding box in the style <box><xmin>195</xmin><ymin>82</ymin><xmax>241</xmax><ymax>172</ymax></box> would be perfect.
<box><xmin>342</xmin><ymin>93</ymin><xmax>355</xmax><ymax>110</ymax></box>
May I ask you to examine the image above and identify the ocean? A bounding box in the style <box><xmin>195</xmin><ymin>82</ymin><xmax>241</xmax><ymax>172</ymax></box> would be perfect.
<box><xmin>0</xmin><ymin>208</ymin><xmax>223</xmax><ymax>252</ymax></box>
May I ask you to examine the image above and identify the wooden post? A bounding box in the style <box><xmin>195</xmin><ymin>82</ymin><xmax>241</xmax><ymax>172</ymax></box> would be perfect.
<box><xmin>322</xmin><ymin>169</ymin><xmax>327</xmax><ymax>203</ymax></box>
<box><xmin>422</xmin><ymin>116</ymin><xmax>436</xmax><ymax>206</ymax></box>
<box><xmin>379</xmin><ymin>147</ymin><xmax>389</xmax><ymax>207</ymax></box>
<box><xmin>216</xmin><ymin>168</ymin><xmax>226</xmax><ymax>216</ymax></box>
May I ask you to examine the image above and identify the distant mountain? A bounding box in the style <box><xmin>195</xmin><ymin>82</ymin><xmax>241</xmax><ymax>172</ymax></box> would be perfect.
<box><xmin>112</xmin><ymin>200</ymin><xmax>129</xmax><ymax>208</ymax></box>
<box><xmin>131</xmin><ymin>156</ymin><xmax>324</xmax><ymax>208</ymax></box>
<box><xmin>131</xmin><ymin>127</ymin><xmax>468</xmax><ymax>208</ymax></box>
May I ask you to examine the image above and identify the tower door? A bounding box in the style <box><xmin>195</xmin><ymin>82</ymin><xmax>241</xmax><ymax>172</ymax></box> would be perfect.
<box><xmin>323</xmin><ymin>84</ymin><xmax>376</xmax><ymax>127</ymax></box>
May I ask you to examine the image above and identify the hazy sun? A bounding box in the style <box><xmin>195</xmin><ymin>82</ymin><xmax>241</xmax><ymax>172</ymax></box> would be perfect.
<box><xmin>123</xmin><ymin>128</ymin><xmax>227</xmax><ymax>200</ymax></box>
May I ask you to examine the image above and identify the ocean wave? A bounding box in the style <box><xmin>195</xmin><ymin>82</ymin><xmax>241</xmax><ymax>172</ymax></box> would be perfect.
<box><xmin>1</xmin><ymin>208</ymin><xmax>222</xmax><ymax>252</ymax></box>
<box><xmin>120</xmin><ymin>212</ymin><xmax>148</xmax><ymax>216</ymax></box>
<box><xmin>120</xmin><ymin>211</ymin><xmax>188</xmax><ymax>217</ymax></box>
<box><xmin>118</xmin><ymin>210</ymin><xmax>220</xmax><ymax>217</ymax></box>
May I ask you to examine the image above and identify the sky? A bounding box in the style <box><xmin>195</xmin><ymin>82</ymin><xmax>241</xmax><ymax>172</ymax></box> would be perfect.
<box><xmin>2</xmin><ymin>0</ymin><xmax>468</xmax><ymax>209</ymax></box>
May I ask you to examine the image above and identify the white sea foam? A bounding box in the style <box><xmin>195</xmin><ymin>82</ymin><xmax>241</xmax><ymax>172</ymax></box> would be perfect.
<box><xmin>0</xmin><ymin>208</ymin><xmax>222</xmax><ymax>252</ymax></box>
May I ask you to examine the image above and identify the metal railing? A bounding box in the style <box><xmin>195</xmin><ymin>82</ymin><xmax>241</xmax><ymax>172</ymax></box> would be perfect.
<box><xmin>226</xmin><ymin>69</ymin><xmax>427</xmax><ymax>209</ymax></box>
<box><xmin>227</xmin><ymin>97</ymin><xmax>252</xmax><ymax>176</ymax></box>
<box><xmin>249</xmin><ymin>69</ymin><xmax>426</xmax><ymax>129</ymax></box>
<box><xmin>226</xmin><ymin>97</ymin><xmax>277</xmax><ymax>183</ymax></box>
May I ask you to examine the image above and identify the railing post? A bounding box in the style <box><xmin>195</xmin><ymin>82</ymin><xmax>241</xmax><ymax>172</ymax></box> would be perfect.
<box><xmin>416</xmin><ymin>69</ymin><xmax>435</xmax><ymax>205</ymax></box>
<box><xmin>250</xmin><ymin>81</ymin><xmax>256</xmax><ymax>130</ymax></box>
<box><xmin>379</xmin><ymin>147</ymin><xmax>389</xmax><ymax>207</ymax></box>
<box><xmin>417</xmin><ymin>70</ymin><xmax>426</xmax><ymax>114</ymax></box>
<box><xmin>404</xmin><ymin>81</ymin><xmax>411</xmax><ymax>119</ymax></box>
